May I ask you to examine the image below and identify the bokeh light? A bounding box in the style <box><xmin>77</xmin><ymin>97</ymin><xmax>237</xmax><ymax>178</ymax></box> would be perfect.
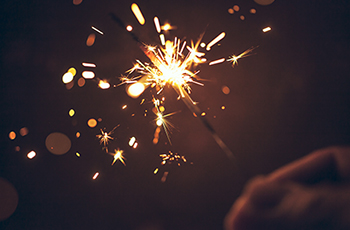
<box><xmin>82</xmin><ymin>71</ymin><xmax>95</xmax><ymax>79</ymax></box>
<box><xmin>240</xmin><ymin>15</ymin><xmax>245</xmax><ymax>20</ymax></box>
<box><xmin>73</xmin><ymin>0</ymin><xmax>83</xmax><ymax>5</ymax></box>
<box><xmin>0</xmin><ymin>178</ymin><xmax>19</xmax><ymax>221</ymax></box>
<box><xmin>98</xmin><ymin>80</ymin><xmax>110</xmax><ymax>89</ymax></box>
<box><xmin>69</xmin><ymin>109</ymin><xmax>75</xmax><ymax>117</ymax></box>
<box><xmin>68</xmin><ymin>67</ymin><xmax>76</xmax><ymax>76</ymax></box>
<box><xmin>254</xmin><ymin>0</ymin><xmax>275</xmax><ymax>6</ymax></box>
<box><xmin>250</xmin><ymin>8</ymin><xmax>257</xmax><ymax>14</ymax></box>
<box><xmin>45</xmin><ymin>132</ymin><xmax>71</xmax><ymax>155</ymax></box>
<box><xmin>19</xmin><ymin>127</ymin><xmax>28</xmax><ymax>136</ymax></box>
<box><xmin>228</xmin><ymin>8</ymin><xmax>234</xmax><ymax>14</ymax></box>
<box><xmin>9</xmin><ymin>131</ymin><xmax>16</xmax><ymax>140</ymax></box>
<box><xmin>86</xmin><ymin>33</ymin><xmax>96</xmax><ymax>46</ymax></box>
<box><xmin>222</xmin><ymin>85</ymin><xmax>230</xmax><ymax>94</ymax></box>
<box><xmin>127</xmin><ymin>82</ymin><xmax>146</xmax><ymax>98</ymax></box>
<box><xmin>77</xmin><ymin>77</ymin><xmax>86</xmax><ymax>87</ymax></box>
<box><xmin>87</xmin><ymin>118</ymin><xmax>97</xmax><ymax>128</ymax></box>
<box><xmin>14</xmin><ymin>146</ymin><xmax>20</xmax><ymax>152</ymax></box>
<box><xmin>76</xmin><ymin>132</ymin><xmax>81</xmax><ymax>138</ymax></box>
<box><xmin>62</xmin><ymin>72</ymin><xmax>74</xmax><ymax>84</ymax></box>
<box><xmin>126</xmin><ymin>25</ymin><xmax>133</xmax><ymax>31</ymax></box>
<box><xmin>233</xmin><ymin>5</ymin><xmax>240</xmax><ymax>11</ymax></box>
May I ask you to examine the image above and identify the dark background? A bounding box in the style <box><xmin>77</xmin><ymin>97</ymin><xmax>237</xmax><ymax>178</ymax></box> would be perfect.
<box><xmin>1</xmin><ymin>0</ymin><xmax>350</xmax><ymax>229</ymax></box>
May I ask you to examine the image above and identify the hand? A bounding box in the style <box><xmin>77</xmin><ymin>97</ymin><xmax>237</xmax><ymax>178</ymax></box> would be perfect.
<box><xmin>224</xmin><ymin>146</ymin><xmax>350</xmax><ymax>230</ymax></box>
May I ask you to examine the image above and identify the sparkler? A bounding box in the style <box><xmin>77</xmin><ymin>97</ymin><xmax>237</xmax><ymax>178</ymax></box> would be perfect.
<box><xmin>109</xmin><ymin>9</ymin><xmax>250</xmax><ymax>160</ymax></box>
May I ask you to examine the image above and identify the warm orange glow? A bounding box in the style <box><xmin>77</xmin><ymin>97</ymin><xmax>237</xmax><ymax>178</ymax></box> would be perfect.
<box><xmin>62</xmin><ymin>72</ymin><xmax>74</xmax><ymax>84</ymax></box>
<box><xmin>161</xmin><ymin>172</ymin><xmax>169</xmax><ymax>183</ymax></box>
<box><xmin>122</xmin><ymin>104</ymin><xmax>127</xmax><ymax>109</ymax></box>
<box><xmin>263</xmin><ymin>26</ymin><xmax>272</xmax><ymax>32</ymax></box>
<box><xmin>201</xmin><ymin>112</ymin><xmax>206</xmax><ymax>116</ymax></box>
<box><xmin>69</xmin><ymin>109</ymin><xmax>75</xmax><ymax>117</ymax></box>
<box><xmin>254</xmin><ymin>0</ymin><xmax>275</xmax><ymax>6</ymax></box>
<box><xmin>82</xmin><ymin>71</ymin><xmax>95</xmax><ymax>79</ymax></box>
<box><xmin>73</xmin><ymin>0</ymin><xmax>83</xmax><ymax>5</ymax></box>
<box><xmin>233</xmin><ymin>5</ymin><xmax>240</xmax><ymax>11</ymax></box>
<box><xmin>131</xmin><ymin>3</ymin><xmax>145</xmax><ymax>25</ymax></box>
<box><xmin>92</xmin><ymin>172</ymin><xmax>99</xmax><ymax>180</ymax></box>
<box><xmin>19</xmin><ymin>127</ymin><xmax>28</xmax><ymax>136</ymax></box>
<box><xmin>126</xmin><ymin>25</ymin><xmax>133</xmax><ymax>31</ymax></box>
<box><xmin>9</xmin><ymin>131</ymin><xmax>16</xmax><ymax>140</ymax></box>
<box><xmin>222</xmin><ymin>85</ymin><xmax>230</xmax><ymax>94</ymax></box>
<box><xmin>154</xmin><ymin>17</ymin><xmax>161</xmax><ymax>33</ymax></box>
<box><xmin>228</xmin><ymin>8</ymin><xmax>234</xmax><ymax>14</ymax></box>
<box><xmin>87</xmin><ymin>118</ymin><xmax>97</xmax><ymax>128</ymax></box>
<box><xmin>209</xmin><ymin>58</ymin><xmax>225</xmax><ymax>66</ymax></box>
<box><xmin>82</xmin><ymin>62</ymin><xmax>96</xmax><ymax>68</ymax></box>
<box><xmin>98</xmin><ymin>80</ymin><xmax>110</xmax><ymax>89</ymax></box>
<box><xmin>76</xmin><ymin>132</ymin><xmax>81</xmax><ymax>138</ymax></box>
<box><xmin>240</xmin><ymin>15</ymin><xmax>245</xmax><ymax>20</ymax></box>
<box><xmin>15</xmin><ymin>146</ymin><xmax>20</xmax><ymax>152</ymax></box>
<box><xmin>27</xmin><ymin>151</ymin><xmax>36</xmax><ymax>159</ymax></box>
<box><xmin>250</xmin><ymin>8</ymin><xmax>257</xmax><ymax>14</ymax></box>
<box><xmin>77</xmin><ymin>77</ymin><xmax>85</xmax><ymax>87</ymax></box>
<box><xmin>206</xmin><ymin>32</ymin><xmax>225</xmax><ymax>51</ymax></box>
<box><xmin>65</xmin><ymin>81</ymin><xmax>74</xmax><ymax>90</ymax></box>
<box><xmin>91</xmin><ymin>26</ymin><xmax>104</xmax><ymax>35</ymax></box>
<box><xmin>221</xmin><ymin>106</ymin><xmax>226</xmax><ymax>110</ymax></box>
<box><xmin>127</xmin><ymin>82</ymin><xmax>145</xmax><ymax>98</ymax></box>
<box><xmin>86</xmin><ymin>33</ymin><xmax>96</xmax><ymax>46</ymax></box>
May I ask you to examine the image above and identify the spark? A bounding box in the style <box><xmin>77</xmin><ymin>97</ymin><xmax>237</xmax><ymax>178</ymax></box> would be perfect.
<box><xmin>209</xmin><ymin>58</ymin><xmax>225</xmax><ymax>66</ymax></box>
<box><xmin>27</xmin><ymin>151</ymin><xmax>36</xmax><ymax>159</ymax></box>
<box><xmin>82</xmin><ymin>62</ymin><xmax>96</xmax><ymax>68</ymax></box>
<box><xmin>98</xmin><ymin>80</ymin><xmax>110</xmax><ymax>89</ymax></box>
<box><xmin>154</xmin><ymin>17</ymin><xmax>161</xmax><ymax>33</ymax></box>
<box><xmin>92</xmin><ymin>172</ymin><xmax>99</xmax><ymax>180</ymax></box>
<box><xmin>111</xmin><ymin>149</ymin><xmax>126</xmax><ymax>166</ymax></box>
<box><xmin>82</xmin><ymin>70</ymin><xmax>95</xmax><ymax>79</ymax></box>
<box><xmin>263</xmin><ymin>26</ymin><xmax>272</xmax><ymax>32</ymax></box>
<box><xmin>206</xmin><ymin>32</ymin><xmax>225</xmax><ymax>51</ymax></box>
<box><xmin>91</xmin><ymin>26</ymin><xmax>104</xmax><ymax>35</ymax></box>
<box><xmin>96</xmin><ymin>126</ymin><xmax>119</xmax><ymax>150</ymax></box>
<box><xmin>160</xmin><ymin>151</ymin><xmax>187</xmax><ymax>166</ymax></box>
<box><xmin>131</xmin><ymin>3</ymin><xmax>145</xmax><ymax>25</ymax></box>
<box><xmin>154</xmin><ymin>168</ymin><xmax>159</xmax><ymax>174</ymax></box>
<box><xmin>227</xmin><ymin>47</ymin><xmax>256</xmax><ymax>67</ymax></box>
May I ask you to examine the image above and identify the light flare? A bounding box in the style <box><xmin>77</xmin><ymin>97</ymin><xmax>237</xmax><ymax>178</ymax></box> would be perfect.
<box><xmin>131</xmin><ymin>3</ymin><xmax>145</xmax><ymax>25</ymax></box>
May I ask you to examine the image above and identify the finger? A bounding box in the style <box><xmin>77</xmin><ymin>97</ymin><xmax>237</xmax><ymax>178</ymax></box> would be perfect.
<box><xmin>268</xmin><ymin>146</ymin><xmax>350</xmax><ymax>183</ymax></box>
<box><xmin>225</xmin><ymin>177</ymin><xmax>350</xmax><ymax>230</ymax></box>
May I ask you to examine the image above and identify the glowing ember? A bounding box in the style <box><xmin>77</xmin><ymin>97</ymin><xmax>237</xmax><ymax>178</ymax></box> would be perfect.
<box><xmin>128</xmin><ymin>136</ymin><xmax>136</xmax><ymax>147</ymax></box>
<box><xmin>160</xmin><ymin>151</ymin><xmax>187</xmax><ymax>166</ymax></box>
<box><xmin>209</xmin><ymin>58</ymin><xmax>225</xmax><ymax>66</ymax></box>
<box><xmin>86</xmin><ymin>33</ymin><xmax>96</xmax><ymax>46</ymax></box>
<box><xmin>126</xmin><ymin>25</ymin><xmax>133</xmax><ymax>31</ymax></box>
